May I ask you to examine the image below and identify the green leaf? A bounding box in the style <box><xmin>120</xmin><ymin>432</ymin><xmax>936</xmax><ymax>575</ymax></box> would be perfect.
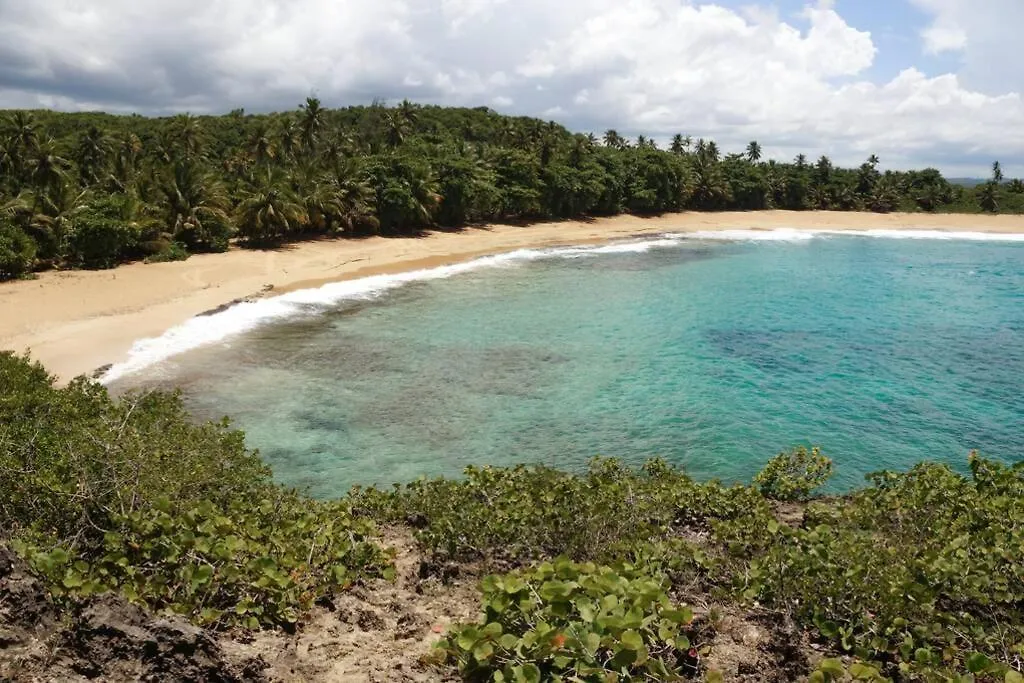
<box><xmin>62</xmin><ymin>572</ymin><xmax>84</xmax><ymax>589</ymax></box>
<box><xmin>473</xmin><ymin>641</ymin><xmax>494</xmax><ymax>661</ymax></box>
<box><xmin>849</xmin><ymin>662</ymin><xmax>881</xmax><ymax>680</ymax></box>
<box><xmin>663</xmin><ymin>607</ymin><xmax>693</xmax><ymax>625</ymax></box>
<box><xmin>513</xmin><ymin>663</ymin><xmax>541</xmax><ymax>683</ymax></box>
<box><xmin>1005</xmin><ymin>671</ymin><xmax>1023</xmax><ymax>683</ymax></box>
<box><xmin>620</xmin><ymin>630</ymin><xmax>644</xmax><ymax>651</ymax></box>
<box><xmin>967</xmin><ymin>653</ymin><xmax>993</xmax><ymax>674</ymax></box>
<box><xmin>819</xmin><ymin>658</ymin><xmax>845</xmax><ymax>677</ymax></box>
<box><xmin>456</xmin><ymin>631</ymin><xmax>478</xmax><ymax>652</ymax></box>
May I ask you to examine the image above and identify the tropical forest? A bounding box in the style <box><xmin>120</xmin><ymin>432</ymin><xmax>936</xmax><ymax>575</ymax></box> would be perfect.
<box><xmin>1</xmin><ymin>99</ymin><xmax>1022</xmax><ymax>280</ymax></box>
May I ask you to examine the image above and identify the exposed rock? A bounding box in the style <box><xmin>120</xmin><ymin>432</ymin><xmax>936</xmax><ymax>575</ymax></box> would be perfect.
<box><xmin>0</xmin><ymin>545</ymin><xmax>267</xmax><ymax>682</ymax></box>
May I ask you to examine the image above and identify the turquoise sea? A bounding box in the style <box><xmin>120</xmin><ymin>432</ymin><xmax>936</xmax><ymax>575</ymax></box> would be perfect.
<box><xmin>107</xmin><ymin>230</ymin><xmax>1024</xmax><ymax>498</ymax></box>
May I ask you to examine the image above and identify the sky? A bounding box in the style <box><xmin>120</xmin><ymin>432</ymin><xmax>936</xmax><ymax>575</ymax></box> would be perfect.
<box><xmin>0</xmin><ymin>0</ymin><xmax>1021</xmax><ymax>176</ymax></box>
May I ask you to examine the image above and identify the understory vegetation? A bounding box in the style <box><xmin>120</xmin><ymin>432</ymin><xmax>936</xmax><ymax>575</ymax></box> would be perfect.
<box><xmin>2</xmin><ymin>102</ymin><xmax>1022</xmax><ymax>280</ymax></box>
<box><xmin>1</xmin><ymin>350</ymin><xmax>1022</xmax><ymax>681</ymax></box>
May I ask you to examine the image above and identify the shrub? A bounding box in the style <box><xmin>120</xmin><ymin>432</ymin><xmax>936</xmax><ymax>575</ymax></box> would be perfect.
<box><xmin>740</xmin><ymin>457</ymin><xmax>1024</xmax><ymax>676</ymax></box>
<box><xmin>1</xmin><ymin>352</ymin><xmax>392</xmax><ymax>630</ymax></box>
<box><xmin>16</xmin><ymin>493</ymin><xmax>392</xmax><ymax>629</ymax></box>
<box><xmin>351</xmin><ymin>458</ymin><xmax>767</xmax><ymax>566</ymax></box>
<box><xmin>0</xmin><ymin>220</ymin><xmax>37</xmax><ymax>279</ymax></box>
<box><xmin>144</xmin><ymin>239</ymin><xmax>190</xmax><ymax>263</ymax></box>
<box><xmin>754</xmin><ymin>446</ymin><xmax>833</xmax><ymax>501</ymax></box>
<box><xmin>0</xmin><ymin>352</ymin><xmax>270</xmax><ymax>549</ymax></box>
<box><xmin>67</xmin><ymin>203</ymin><xmax>141</xmax><ymax>268</ymax></box>
<box><xmin>440</xmin><ymin>558</ymin><xmax>696</xmax><ymax>681</ymax></box>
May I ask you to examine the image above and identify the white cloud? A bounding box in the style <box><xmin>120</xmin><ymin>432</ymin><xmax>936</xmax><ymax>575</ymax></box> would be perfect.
<box><xmin>909</xmin><ymin>0</ymin><xmax>1023</xmax><ymax>93</ymax></box>
<box><xmin>0</xmin><ymin>0</ymin><xmax>1021</xmax><ymax>175</ymax></box>
<box><xmin>920</xmin><ymin>22</ymin><xmax>967</xmax><ymax>55</ymax></box>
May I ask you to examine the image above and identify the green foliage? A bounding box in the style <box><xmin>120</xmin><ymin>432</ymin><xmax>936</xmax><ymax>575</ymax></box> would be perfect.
<box><xmin>5</xmin><ymin>351</ymin><xmax>1024</xmax><ymax>678</ymax></box>
<box><xmin>754</xmin><ymin>446</ymin><xmax>834</xmax><ymax>501</ymax></box>
<box><xmin>0</xmin><ymin>352</ymin><xmax>392</xmax><ymax>630</ymax></box>
<box><xmin>2</xmin><ymin>106</ymin><xmax>1019</xmax><ymax>279</ymax></box>
<box><xmin>143</xmin><ymin>238</ymin><xmax>190</xmax><ymax>263</ymax></box>
<box><xmin>351</xmin><ymin>457</ymin><xmax>766</xmax><ymax>567</ymax></box>
<box><xmin>0</xmin><ymin>352</ymin><xmax>270</xmax><ymax>545</ymax></box>
<box><xmin>0</xmin><ymin>218</ymin><xmax>36</xmax><ymax>279</ymax></box>
<box><xmin>440</xmin><ymin>558</ymin><xmax>696</xmax><ymax>681</ymax></box>
<box><xmin>66</xmin><ymin>196</ymin><xmax>142</xmax><ymax>268</ymax></box>
<box><xmin>738</xmin><ymin>454</ymin><xmax>1024</xmax><ymax>677</ymax></box>
<box><xmin>16</xmin><ymin>493</ymin><xmax>391</xmax><ymax>629</ymax></box>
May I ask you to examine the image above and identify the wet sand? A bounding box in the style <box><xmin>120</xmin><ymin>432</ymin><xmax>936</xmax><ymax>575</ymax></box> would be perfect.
<box><xmin>2</xmin><ymin>210</ymin><xmax>1023</xmax><ymax>381</ymax></box>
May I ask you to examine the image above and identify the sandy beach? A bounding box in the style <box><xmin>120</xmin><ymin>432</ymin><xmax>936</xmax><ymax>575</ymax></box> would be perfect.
<box><xmin>2</xmin><ymin>210</ymin><xmax>1023</xmax><ymax>382</ymax></box>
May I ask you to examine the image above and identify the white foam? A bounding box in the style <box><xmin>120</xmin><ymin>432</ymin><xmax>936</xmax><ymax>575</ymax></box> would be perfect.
<box><xmin>100</xmin><ymin>242</ymin><xmax>663</xmax><ymax>383</ymax></box>
<box><xmin>98</xmin><ymin>228</ymin><xmax>1023</xmax><ymax>383</ymax></box>
<box><xmin>818</xmin><ymin>229</ymin><xmax>1024</xmax><ymax>242</ymax></box>
<box><xmin>683</xmin><ymin>228</ymin><xmax>817</xmax><ymax>242</ymax></box>
<box><xmin>677</xmin><ymin>227</ymin><xmax>1024</xmax><ymax>242</ymax></box>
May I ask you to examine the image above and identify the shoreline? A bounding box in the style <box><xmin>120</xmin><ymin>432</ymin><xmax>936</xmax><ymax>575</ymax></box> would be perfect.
<box><xmin>3</xmin><ymin>209</ymin><xmax>1024</xmax><ymax>382</ymax></box>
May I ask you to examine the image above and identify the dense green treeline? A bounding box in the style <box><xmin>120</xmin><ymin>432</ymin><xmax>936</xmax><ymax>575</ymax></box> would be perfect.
<box><xmin>2</xmin><ymin>100</ymin><xmax>1023</xmax><ymax>280</ymax></box>
<box><xmin>2</xmin><ymin>351</ymin><xmax>1023</xmax><ymax>681</ymax></box>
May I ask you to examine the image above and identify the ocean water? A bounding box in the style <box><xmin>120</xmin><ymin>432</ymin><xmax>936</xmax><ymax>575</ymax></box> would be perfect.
<box><xmin>107</xmin><ymin>230</ymin><xmax>1024</xmax><ymax>498</ymax></box>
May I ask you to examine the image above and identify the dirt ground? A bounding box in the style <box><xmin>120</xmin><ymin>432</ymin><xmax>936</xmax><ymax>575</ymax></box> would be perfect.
<box><xmin>1</xmin><ymin>524</ymin><xmax>821</xmax><ymax>682</ymax></box>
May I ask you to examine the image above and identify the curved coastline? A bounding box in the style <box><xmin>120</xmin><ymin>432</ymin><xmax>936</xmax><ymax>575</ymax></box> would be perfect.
<box><xmin>2</xmin><ymin>209</ymin><xmax>1024</xmax><ymax>383</ymax></box>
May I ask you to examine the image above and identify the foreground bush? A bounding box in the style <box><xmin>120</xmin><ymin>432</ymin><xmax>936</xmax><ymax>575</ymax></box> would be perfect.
<box><xmin>0</xmin><ymin>352</ymin><xmax>390</xmax><ymax>630</ymax></box>
<box><xmin>351</xmin><ymin>458</ymin><xmax>767</xmax><ymax>566</ymax></box>
<box><xmin>0</xmin><ymin>352</ymin><xmax>269</xmax><ymax>546</ymax></box>
<box><xmin>16</xmin><ymin>493</ymin><xmax>391</xmax><ymax>629</ymax></box>
<box><xmin>754</xmin><ymin>445</ymin><xmax>833</xmax><ymax>501</ymax></box>
<box><xmin>737</xmin><ymin>454</ymin><xmax>1024</xmax><ymax>677</ymax></box>
<box><xmin>0</xmin><ymin>220</ymin><xmax>36</xmax><ymax>279</ymax></box>
<box><xmin>3</xmin><ymin>352</ymin><xmax>1023</xmax><ymax>679</ymax></box>
<box><xmin>440</xmin><ymin>559</ymin><xmax>696</xmax><ymax>682</ymax></box>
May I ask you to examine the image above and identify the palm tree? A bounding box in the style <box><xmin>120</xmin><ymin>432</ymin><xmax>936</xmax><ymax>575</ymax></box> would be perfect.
<box><xmin>814</xmin><ymin>156</ymin><xmax>833</xmax><ymax>186</ymax></box>
<box><xmin>705</xmin><ymin>141</ymin><xmax>720</xmax><ymax>163</ymax></box>
<box><xmin>327</xmin><ymin>159</ymin><xmax>378</xmax><ymax>235</ymax></box>
<box><xmin>406</xmin><ymin>165</ymin><xmax>442</xmax><ymax>225</ymax></box>
<box><xmin>278</xmin><ymin>117</ymin><xmax>301</xmax><ymax>163</ymax></box>
<box><xmin>746</xmin><ymin>141</ymin><xmax>762</xmax><ymax>163</ymax></box>
<box><xmin>691</xmin><ymin>154</ymin><xmax>730</xmax><ymax>209</ymax></box>
<box><xmin>695</xmin><ymin>139</ymin><xmax>719</xmax><ymax>164</ymax></box>
<box><xmin>17</xmin><ymin>181</ymin><xmax>89</xmax><ymax>261</ymax></box>
<box><xmin>992</xmin><ymin>161</ymin><xmax>1003</xmax><ymax>183</ymax></box>
<box><xmin>384</xmin><ymin>112</ymin><xmax>409</xmax><ymax>149</ymax></box>
<box><xmin>979</xmin><ymin>181</ymin><xmax>999</xmax><ymax>212</ymax></box>
<box><xmin>867</xmin><ymin>154</ymin><xmax>880</xmax><ymax>168</ymax></box>
<box><xmin>75</xmin><ymin>126</ymin><xmax>111</xmax><ymax>186</ymax></box>
<box><xmin>172</xmin><ymin>114</ymin><xmax>204</xmax><ymax>159</ymax></box>
<box><xmin>794</xmin><ymin>153</ymin><xmax>808</xmax><ymax>170</ymax></box>
<box><xmin>110</xmin><ymin>133</ymin><xmax>143</xmax><ymax>192</ymax></box>
<box><xmin>236</xmin><ymin>169</ymin><xmax>307</xmax><ymax>241</ymax></box>
<box><xmin>30</xmin><ymin>139</ymin><xmax>73</xmax><ymax>195</ymax></box>
<box><xmin>603</xmin><ymin>129</ymin><xmax>625</xmax><ymax>149</ymax></box>
<box><xmin>160</xmin><ymin>159</ymin><xmax>232</xmax><ymax>250</ymax></box>
<box><xmin>868</xmin><ymin>177</ymin><xmax>900</xmax><ymax>213</ymax></box>
<box><xmin>396</xmin><ymin>99</ymin><xmax>419</xmax><ymax>128</ymax></box>
<box><xmin>304</xmin><ymin>161</ymin><xmax>379</xmax><ymax>235</ymax></box>
<box><xmin>299</xmin><ymin>96</ymin><xmax>324</xmax><ymax>155</ymax></box>
<box><xmin>3</xmin><ymin>111</ymin><xmax>40</xmax><ymax>184</ymax></box>
<box><xmin>247</xmin><ymin>123</ymin><xmax>276</xmax><ymax>169</ymax></box>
